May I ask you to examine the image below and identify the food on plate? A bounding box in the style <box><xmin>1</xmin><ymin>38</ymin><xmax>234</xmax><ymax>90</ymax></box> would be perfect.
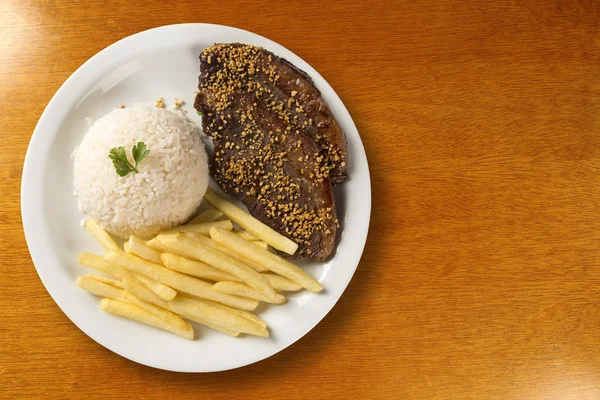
<box><xmin>120</xmin><ymin>291</ymin><xmax>190</xmax><ymax>332</ymax></box>
<box><xmin>127</xmin><ymin>236</ymin><xmax>163</xmax><ymax>265</ymax></box>
<box><xmin>78</xmin><ymin>252</ymin><xmax>177</xmax><ymax>301</ymax></box>
<box><xmin>76</xmin><ymin>275</ymin><xmax>123</xmax><ymax>299</ymax></box>
<box><xmin>72</xmin><ymin>47</ymin><xmax>340</xmax><ymax>339</ymax></box>
<box><xmin>85</xmin><ymin>219</ymin><xmax>120</xmax><ymax>251</ymax></box>
<box><xmin>161</xmin><ymin>252</ymin><xmax>300</xmax><ymax>292</ymax></box>
<box><xmin>151</xmin><ymin>233</ymin><xmax>278</xmax><ymax>302</ymax></box>
<box><xmin>77</xmin><ymin>195</ymin><xmax>324</xmax><ymax>339</ymax></box>
<box><xmin>159</xmin><ymin>219</ymin><xmax>233</xmax><ymax>235</ymax></box>
<box><xmin>234</xmin><ymin>230</ymin><xmax>259</xmax><ymax>241</ymax></box>
<box><xmin>203</xmin><ymin>188</ymin><xmax>298</xmax><ymax>255</ymax></box>
<box><xmin>100</xmin><ymin>298</ymin><xmax>194</xmax><ymax>340</ymax></box>
<box><xmin>213</xmin><ymin>281</ymin><xmax>286</xmax><ymax>304</ymax></box>
<box><xmin>261</xmin><ymin>273</ymin><xmax>302</xmax><ymax>292</ymax></box>
<box><xmin>122</xmin><ymin>277</ymin><xmax>240</xmax><ymax>337</ymax></box>
<box><xmin>148</xmin><ymin>231</ymin><xmax>268</xmax><ymax>273</ymax></box>
<box><xmin>73</xmin><ymin>104</ymin><xmax>209</xmax><ymax>239</ymax></box>
<box><xmin>86</xmin><ymin>274</ymin><xmax>124</xmax><ymax>289</ymax></box>
<box><xmin>108</xmin><ymin>141</ymin><xmax>151</xmax><ymax>177</ymax></box>
<box><xmin>187</xmin><ymin>207</ymin><xmax>223</xmax><ymax>224</ymax></box>
<box><xmin>162</xmin><ymin>252</ymin><xmax>239</xmax><ymax>282</ymax></box>
<box><xmin>188</xmin><ymin>296</ymin><xmax>267</xmax><ymax>329</ymax></box>
<box><xmin>104</xmin><ymin>250</ymin><xmax>259</xmax><ymax>311</ymax></box>
<box><xmin>252</xmin><ymin>241</ymin><xmax>270</xmax><ymax>250</ymax></box>
<box><xmin>194</xmin><ymin>43</ymin><xmax>348</xmax><ymax>260</ymax></box>
<box><xmin>209</xmin><ymin>227</ymin><xmax>323</xmax><ymax>292</ymax></box>
<box><xmin>170</xmin><ymin>295</ymin><xmax>267</xmax><ymax>337</ymax></box>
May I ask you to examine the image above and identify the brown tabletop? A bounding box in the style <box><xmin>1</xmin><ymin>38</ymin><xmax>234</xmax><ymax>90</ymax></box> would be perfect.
<box><xmin>2</xmin><ymin>1</ymin><xmax>600</xmax><ymax>399</ymax></box>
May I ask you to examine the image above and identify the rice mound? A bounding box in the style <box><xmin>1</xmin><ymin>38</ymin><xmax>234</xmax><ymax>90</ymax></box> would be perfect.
<box><xmin>73</xmin><ymin>105</ymin><xmax>208</xmax><ymax>239</ymax></box>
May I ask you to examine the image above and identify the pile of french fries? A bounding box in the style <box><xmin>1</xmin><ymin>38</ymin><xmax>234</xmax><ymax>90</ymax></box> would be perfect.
<box><xmin>76</xmin><ymin>188</ymin><xmax>323</xmax><ymax>339</ymax></box>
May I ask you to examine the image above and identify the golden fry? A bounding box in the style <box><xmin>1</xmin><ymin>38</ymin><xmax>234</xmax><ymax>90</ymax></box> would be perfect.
<box><xmin>209</xmin><ymin>228</ymin><xmax>323</xmax><ymax>292</ymax></box>
<box><xmin>78</xmin><ymin>253</ymin><xmax>177</xmax><ymax>301</ymax></box>
<box><xmin>187</xmin><ymin>296</ymin><xmax>267</xmax><ymax>329</ymax></box>
<box><xmin>128</xmin><ymin>235</ymin><xmax>163</xmax><ymax>265</ymax></box>
<box><xmin>204</xmin><ymin>188</ymin><xmax>298</xmax><ymax>255</ymax></box>
<box><xmin>213</xmin><ymin>281</ymin><xmax>286</xmax><ymax>304</ymax></box>
<box><xmin>120</xmin><ymin>291</ymin><xmax>190</xmax><ymax>331</ymax></box>
<box><xmin>85</xmin><ymin>219</ymin><xmax>120</xmax><ymax>251</ymax></box>
<box><xmin>187</xmin><ymin>232</ymin><xmax>268</xmax><ymax>272</ymax></box>
<box><xmin>105</xmin><ymin>250</ymin><xmax>258</xmax><ymax>311</ymax></box>
<box><xmin>187</xmin><ymin>208</ymin><xmax>224</xmax><ymax>224</ymax></box>
<box><xmin>76</xmin><ymin>276</ymin><xmax>123</xmax><ymax>299</ymax></box>
<box><xmin>252</xmin><ymin>241</ymin><xmax>270</xmax><ymax>250</ymax></box>
<box><xmin>86</xmin><ymin>274</ymin><xmax>123</xmax><ymax>289</ymax></box>
<box><xmin>161</xmin><ymin>253</ymin><xmax>238</xmax><ymax>282</ymax></box>
<box><xmin>123</xmin><ymin>278</ymin><xmax>239</xmax><ymax>337</ymax></box>
<box><xmin>262</xmin><ymin>273</ymin><xmax>302</xmax><ymax>292</ymax></box>
<box><xmin>100</xmin><ymin>298</ymin><xmax>193</xmax><ymax>340</ymax></box>
<box><xmin>170</xmin><ymin>296</ymin><xmax>267</xmax><ymax>337</ymax></box>
<box><xmin>235</xmin><ymin>230</ymin><xmax>259</xmax><ymax>241</ymax></box>
<box><xmin>159</xmin><ymin>220</ymin><xmax>233</xmax><ymax>236</ymax></box>
<box><xmin>154</xmin><ymin>233</ymin><xmax>277</xmax><ymax>302</ymax></box>
<box><xmin>149</xmin><ymin>233</ymin><xmax>267</xmax><ymax>272</ymax></box>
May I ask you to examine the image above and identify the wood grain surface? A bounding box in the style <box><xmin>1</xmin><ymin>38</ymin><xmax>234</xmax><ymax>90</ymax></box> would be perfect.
<box><xmin>2</xmin><ymin>0</ymin><xmax>600</xmax><ymax>399</ymax></box>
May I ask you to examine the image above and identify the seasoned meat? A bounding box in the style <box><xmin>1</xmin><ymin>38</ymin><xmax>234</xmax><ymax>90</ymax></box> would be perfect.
<box><xmin>194</xmin><ymin>43</ymin><xmax>347</xmax><ymax>260</ymax></box>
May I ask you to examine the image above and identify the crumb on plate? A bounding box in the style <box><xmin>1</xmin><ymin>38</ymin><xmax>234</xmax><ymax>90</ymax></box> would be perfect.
<box><xmin>172</xmin><ymin>99</ymin><xmax>185</xmax><ymax>110</ymax></box>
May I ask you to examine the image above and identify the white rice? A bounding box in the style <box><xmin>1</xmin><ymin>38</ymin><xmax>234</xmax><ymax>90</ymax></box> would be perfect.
<box><xmin>73</xmin><ymin>104</ymin><xmax>208</xmax><ymax>239</ymax></box>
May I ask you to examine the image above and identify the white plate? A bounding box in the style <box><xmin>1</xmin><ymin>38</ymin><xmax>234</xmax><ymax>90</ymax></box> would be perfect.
<box><xmin>21</xmin><ymin>23</ymin><xmax>371</xmax><ymax>372</ymax></box>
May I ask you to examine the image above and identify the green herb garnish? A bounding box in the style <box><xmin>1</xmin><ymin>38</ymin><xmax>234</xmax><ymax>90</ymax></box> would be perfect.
<box><xmin>109</xmin><ymin>141</ymin><xmax>150</xmax><ymax>176</ymax></box>
<box><xmin>197</xmin><ymin>110</ymin><xmax>202</xmax><ymax>116</ymax></box>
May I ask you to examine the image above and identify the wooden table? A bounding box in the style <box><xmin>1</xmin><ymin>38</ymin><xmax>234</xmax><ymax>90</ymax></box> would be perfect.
<box><xmin>2</xmin><ymin>1</ymin><xmax>600</xmax><ymax>398</ymax></box>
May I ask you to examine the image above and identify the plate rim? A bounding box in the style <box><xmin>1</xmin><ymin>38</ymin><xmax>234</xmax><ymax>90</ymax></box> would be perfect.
<box><xmin>21</xmin><ymin>23</ymin><xmax>371</xmax><ymax>372</ymax></box>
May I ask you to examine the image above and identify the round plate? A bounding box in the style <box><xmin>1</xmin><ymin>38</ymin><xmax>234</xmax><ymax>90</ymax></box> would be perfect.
<box><xmin>21</xmin><ymin>23</ymin><xmax>371</xmax><ymax>372</ymax></box>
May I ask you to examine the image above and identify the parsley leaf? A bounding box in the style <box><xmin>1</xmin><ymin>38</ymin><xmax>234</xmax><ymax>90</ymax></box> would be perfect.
<box><xmin>132</xmin><ymin>142</ymin><xmax>150</xmax><ymax>165</ymax></box>
<box><xmin>108</xmin><ymin>142</ymin><xmax>150</xmax><ymax>177</ymax></box>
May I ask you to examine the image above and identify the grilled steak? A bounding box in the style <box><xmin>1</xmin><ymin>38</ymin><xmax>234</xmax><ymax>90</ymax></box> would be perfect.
<box><xmin>194</xmin><ymin>43</ymin><xmax>348</xmax><ymax>260</ymax></box>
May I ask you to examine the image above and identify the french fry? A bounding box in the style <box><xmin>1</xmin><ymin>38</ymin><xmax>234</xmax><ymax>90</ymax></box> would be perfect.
<box><xmin>123</xmin><ymin>242</ymin><xmax>130</xmax><ymax>253</ymax></box>
<box><xmin>213</xmin><ymin>281</ymin><xmax>286</xmax><ymax>304</ymax></box>
<box><xmin>78</xmin><ymin>275</ymin><xmax>191</xmax><ymax>334</ymax></box>
<box><xmin>123</xmin><ymin>278</ymin><xmax>239</xmax><ymax>337</ymax></box>
<box><xmin>204</xmin><ymin>188</ymin><xmax>298</xmax><ymax>255</ymax></box>
<box><xmin>128</xmin><ymin>236</ymin><xmax>163</xmax><ymax>265</ymax></box>
<box><xmin>262</xmin><ymin>273</ymin><xmax>302</xmax><ymax>292</ymax></box>
<box><xmin>159</xmin><ymin>220</ymin><xmax>233</xmax><ymax>236</ymax></box>
<box><xmin>120</xmin><ymin>291</ymin><xmax>191</xmax><ymax>331</ymax></box>
<box><xmin>122</xmin><ymin>277</ymin><xmax>164</xmax><ymax>305</ymax></box>
<box><xmin>149</xmin><ymin>233</ymin><xmax>267</xmax><ymax>272</ymax></box>
<box><xmin>161</xmin><ymin>253</ymin><xmax>300</xmax><ymax>291</ymax></box>
<box><xmin>154</xmin><ymin>233</ymin><xmax>277</xmax><ymax>302</ymax></box>
<box><xmin>235</xmin><ymin>230</ymin><xmax>259</xmax><ymax>241</ymax></box>
<box><xmin>209</xmin><ymin>228</ymin><xmax>323</xmax><ymax>292</ymax></box>
<box><xmin>132</xmin><ymin>274</ymin><xmax>177</xmax><ymax>302</ymax></box>
<box><xmin>85</xmin><ymin>219</ymin><xmax>120</xmax><ymax>251</ymax></box>
<box><xmin>76</xmin><ymin>276</ymin><xmax>123</xmax><ymax>299</ymax></box>
<box><xmin>100</xmin><ymin>298</ymin><xmax>193</xmax><ymax>340</ymax></box>
<box><xmin>188</xmin><ymin>208</ymin><xmax>224</xmax><ymax>224</ymax></box>
<box><xmin>170</xmin><ymin>295</ymin><xmax>267</xmax><ymax>337</ymax></box>
<box><xmin>105</xmin><ymin>250</ymin><xmax>258</xmax><ymax>311</ymax></box>
<box><xmin>162</xmin><ymin>253</ymin><xmax>238</xmax><ymax>282</ymax></box>
<box><xmin>86</xmin><ymin>274</ymin><xmax>124</xmax><ymax>289</ymax></box>
<box><xmin>78</xmin><ymin>253</ymin><xmax>176</xmax><ymax>301</ymax></box>
<box><xmin>253</xmin><ymin>241</ymin><xmax>270</xmax><ymax>250</ymax></box>
<box><xmin>186</xmin><ymin>296</ymin><xmax>267</xmax><ymax>329</ymax></box>
<box><xmin>187</xmin><ymin>232</ymin><xmax>268</xmax><ymax>272</ymax></box>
